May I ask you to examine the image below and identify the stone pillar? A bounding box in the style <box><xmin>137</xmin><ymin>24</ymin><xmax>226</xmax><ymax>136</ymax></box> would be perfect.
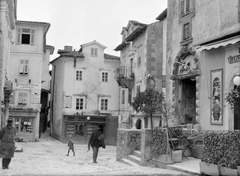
<box><xmin>140</xmin><ymin>128</ymin><xmax>152</xmax><ymax>165</ymax></box>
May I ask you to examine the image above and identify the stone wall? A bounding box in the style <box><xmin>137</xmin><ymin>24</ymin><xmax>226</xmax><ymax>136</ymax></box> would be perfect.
<box><xmin>116</xmin><ymin>129</ymin><xmax>141</xmax><ymax>161</ymax></box>
<box><xmin>140</xmin><ymin>129</ymin><xmax>152</xmax><ymax>165</ymax></box>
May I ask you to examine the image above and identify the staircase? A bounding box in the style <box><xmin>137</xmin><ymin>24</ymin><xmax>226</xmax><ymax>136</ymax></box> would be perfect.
<box><xmin>121</xmin><ymin>150</ymin><xmax>141</xmax><ymax>166</ymax></box>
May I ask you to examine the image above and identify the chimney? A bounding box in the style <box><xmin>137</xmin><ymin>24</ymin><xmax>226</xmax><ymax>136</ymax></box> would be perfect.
<box><xmin>64</xmin><ymin>46</ymin><xmax>72</xmax><ymax>51</ymax></box>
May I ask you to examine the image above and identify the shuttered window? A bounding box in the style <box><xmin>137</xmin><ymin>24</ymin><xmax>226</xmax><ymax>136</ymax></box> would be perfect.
<box><xmin>180</xmin><ymin>0</ymin><xmax>191</xmax><ymax>17</ymax></box>
<box><xmin>19</xmin><ymin>60</ymin><xmax>29</xmax><ymax>75</ymax></box>
<box><xmin>18</xmin><ymin>92</ymin><xmax>28</xmax><ymax>105</ymax></box>
<box><xmin>17</xmin><ymin>28</ymin><xmax>34</xmax><ymax>45</ymax></box>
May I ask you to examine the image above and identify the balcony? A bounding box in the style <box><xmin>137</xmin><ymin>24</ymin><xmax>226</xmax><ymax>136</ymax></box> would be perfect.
<box><xmin>115</xmin><ymin>66</ymin><xmax>134</xmax><ymax>89</ymax></box>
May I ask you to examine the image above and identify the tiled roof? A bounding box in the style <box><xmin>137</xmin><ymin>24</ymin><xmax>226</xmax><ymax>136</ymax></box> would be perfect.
<box><xmin>129</xmin><ymin>20</ymin><xmax>147</xmax><ymax>27</ymax></box>
<box><xmin>104</xmin><ymin>54</ymin><xmax>120</xmax><ymax>60</ymax></box>
<box><xmin>156</xmin><ymin>8</ymin><xmax>167</xmax><ymax>21</ymax></box>
<box><xmin>58</xmin><ymin>50</ymin><xmax>85</xmax><ymax>58</ymax></box>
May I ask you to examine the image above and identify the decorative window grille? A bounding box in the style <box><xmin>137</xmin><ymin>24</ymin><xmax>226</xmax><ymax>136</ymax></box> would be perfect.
<box><xmin>102</xmin><ymin>72</ymin><xmax>108</xmax><ymax>82</ymax></box>
<box><xmin>76</xmin><ymin>70</ymin><xmax>82</xmax><ymax>81</ymax></box>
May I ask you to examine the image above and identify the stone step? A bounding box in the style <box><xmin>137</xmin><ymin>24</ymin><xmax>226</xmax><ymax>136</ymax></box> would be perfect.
<box><xmin>133</xmin><ymin>150</ymin><xmax>141</xmax><ymax>158</ymax></box>
<box><xmin>127</xmin><ymin>154</ymin><xmax>141</xmax><ymax>165</ymax></box>
<box><xmin>121</xmin><ymin>158</ymin><xmax>140</xmax><ymax>166</ymax></box>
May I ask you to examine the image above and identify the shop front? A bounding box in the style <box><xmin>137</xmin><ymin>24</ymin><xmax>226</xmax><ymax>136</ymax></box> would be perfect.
<box><xmin>63</xmin><ymin>115</ymin><xmax>108</xmax><ymax>143</ymax></box>
<box><xmin>9</xmin><ymin>109</ymin><xmax>39</xmax><ymax>142</ymax></box>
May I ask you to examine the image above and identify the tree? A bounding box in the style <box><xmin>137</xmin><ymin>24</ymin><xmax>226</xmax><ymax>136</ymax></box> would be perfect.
<box><xmin>131</xmin><ymin>88</ymin><xmax>165</xmax><ymax>134</ymax></box>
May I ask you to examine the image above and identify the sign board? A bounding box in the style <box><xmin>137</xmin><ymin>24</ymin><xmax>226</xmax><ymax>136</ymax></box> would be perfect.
<box><xmin>31</xmin><ymin>89</ymin><xmax>40</xmax><ymax>104</ymax></box>
<box><xmin>14</xmin><ymin>83</ymin><xmax>41</xmax><ymax>90</ymax></box>
<box><xmin>63</xmin><ymin>95</ymin><xmax>72</xmax><ymax>108</ymax></box>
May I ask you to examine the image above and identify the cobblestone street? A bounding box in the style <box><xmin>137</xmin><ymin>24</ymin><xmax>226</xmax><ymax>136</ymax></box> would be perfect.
<box><xmin>0</xmin><ymin>130</ymin><xmax>192</xmax><ymax>176</ymax></box>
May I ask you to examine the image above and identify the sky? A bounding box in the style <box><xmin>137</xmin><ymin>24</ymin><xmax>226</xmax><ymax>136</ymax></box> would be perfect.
<box><xmin>17</xmin><ymin>0</ymin><xmax>167</xmax><ymax>61</ymax></box>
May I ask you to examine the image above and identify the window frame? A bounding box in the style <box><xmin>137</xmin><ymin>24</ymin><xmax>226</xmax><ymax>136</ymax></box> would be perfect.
<box><xmin>121</xmin><ymin>89</ymin><xmax>125</xmax><ymax>104</ymax></box>
<box><xmin>90</xmin><ymin>47</ymin><xmax>98</xmax><ymax>57</ymax></box>
<box><xmin>75</xmin><ymin>97</ymin><xmax>85</xmax><ymax>111</ymax></box>
<box><xmin>19</xmin><ymin>60</ymin><xmax>29</xmax><ymax>75</ymax></box>
<box><xmin>100</xmin><ymin>98</ymin><xmax>108</xmax><ymax>110</ymax></box>
<box><xmin>17</xmin><ymin>28</ymin><xmax>35</xmax><ymax>45</ymax></box>
<box><xmin>17</xmin><ymin>91</ymin><xmax>29</xmax><ymax>106</ymax></box>
<box><xmin>76</xmin><ymin>70</ymin><xmax>83</xmax><ymax>81</ymax></box>
<box><xmin>101</xmin><ymin>71</ymin><xmax>108</xmax><ymax>83</ymax></box>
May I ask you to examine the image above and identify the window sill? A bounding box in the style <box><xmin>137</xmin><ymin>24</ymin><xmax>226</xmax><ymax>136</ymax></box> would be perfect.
<box><xmin>180</xmin><ymin>38</ymin><xmax>193</xmax><ymax>46</ymax></box>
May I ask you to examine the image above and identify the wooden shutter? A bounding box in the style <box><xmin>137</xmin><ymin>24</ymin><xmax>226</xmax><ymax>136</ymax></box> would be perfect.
<box><xmin>181</xmin><ymin>0</ymin><xmax>185</xmax><ymax>16</ymax></box>
<box><xmin>17</xmin><ymin>29</ymin><xmax>21</xmax><ymax>44</ymax></box>
<box><xmin>19</xmin><ymin>60</ymin><xmax>24</xmax><ymax>74</ymax></box>
<box><xmin>22</xmin><ymin>92</ymin><xmax>28</xmax><ymax>104</ymax></box>
<box><xmin>30</xmin><ymin>30</ymin><xmax>34</xmax><ymax>44</ymax></box>
<box><xmin>186</xmin><ymin>0</ymin><xmax>190</xmax><ymax>13</ymax></box>
<box><xmin>24</xmin><ymin>60</ymin><xmax>29</xmax><ymax>74</ymax></box>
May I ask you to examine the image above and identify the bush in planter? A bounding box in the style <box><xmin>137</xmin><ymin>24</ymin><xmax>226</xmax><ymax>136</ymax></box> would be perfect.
<box><xmin>148</xmin><ymin>127</ymin><xmax>168</xmax><ymax>158</ymax></box>
<box><xmin>202</xmin><ymin>131</ymin><xmax>240</xmax><ymax>169</ymax></box>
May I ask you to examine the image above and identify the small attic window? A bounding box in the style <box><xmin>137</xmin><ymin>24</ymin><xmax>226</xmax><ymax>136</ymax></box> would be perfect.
<box><xmin>91</xmin><ymin>48</ymin><xmax>98</xmax><ymax>57</ymax></box>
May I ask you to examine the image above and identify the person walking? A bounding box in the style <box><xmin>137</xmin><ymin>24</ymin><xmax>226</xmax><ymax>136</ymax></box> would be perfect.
<box><xmin>88</xmin><ymin>125</ymin><xmax>104</xmax><ymax>163</ymax></box>
<box><xmin>0</xmin><ymin>118</ymin><xmax>17</xmax><ymax>169</ymax></box>
<box><xmin>66</xmin><ymin>135</ymin><xmax>75</xmax><ymax>156</ymax></box>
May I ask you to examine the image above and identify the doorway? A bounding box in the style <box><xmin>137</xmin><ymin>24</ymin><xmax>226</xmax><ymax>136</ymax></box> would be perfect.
<box><xmin>234</xmin><ymin>85</ymin><xmax>240</xmax><ymax>130</ymax></box>
<box><xmin>180</xmin><ymin>78</ymin><xmax>196</xmax><ymax>124</ymax></box>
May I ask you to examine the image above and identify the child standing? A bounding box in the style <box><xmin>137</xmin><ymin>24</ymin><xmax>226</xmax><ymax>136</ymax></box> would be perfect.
<box><xmin>66</xmin><ymin>135</ymin><xmax>75</xmax><ymax>156</ymax></box>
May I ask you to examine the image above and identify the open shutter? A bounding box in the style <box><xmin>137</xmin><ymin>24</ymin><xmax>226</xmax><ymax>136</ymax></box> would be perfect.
<box><xmin>19</xmin><ymin>60</ymin><xmax>24</xmax><ymax>74</ymax></box>
<box><xmin>24</xmin><ymin>60</ymin><xmax>29</xmax><ymax>74</ymax></box>
<box><xmin>22</xmin><ymin>92</ymin><xmax>28</xmax><ymax>105</ymax></box>
<box><xmin>181</xmin><ymin>0</ymin><xmax>185</xmax><ymax>16</ymax></box>
<box><xmin>186</xmin><ymin>0</ymin><xmax>190</xmax><ymax>13</ymax></box>
<box><xmin>17</xmin><ymin>29</ymin><xmax>21</xmax><ymax>44</ymax></box>
<box><xmin>30</xmin><ymin>30</ymin><xmax>34</xmax><ymax>44</ymax></box>
<box><xmin>18</xmin><ymin>92</ymin><xmax>23</xmax><ymax>104</ymax></box>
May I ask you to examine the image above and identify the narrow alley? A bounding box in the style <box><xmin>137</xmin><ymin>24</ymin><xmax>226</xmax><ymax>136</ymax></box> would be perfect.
<box><xmin>0</xmin><ymin>130</ymin><xmax>193</xmax><ymax>176</ymax></box>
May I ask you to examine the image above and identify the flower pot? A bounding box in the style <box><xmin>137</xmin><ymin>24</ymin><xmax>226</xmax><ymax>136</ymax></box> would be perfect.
<box><xmin>199</xmin><ymin>162</ymin><xmax>219</xmax><ymax>176</ymax></box>
<box><xmin>219</xmin><ymin>166</ymin><xmax>238</xmax><ymax>176</ymax></box>
<box><xmin>172</xmin><ymin>150</ymin><xmax>182</xmax><ymax>163</ymax></box>
<box><xmin>152</xmin><ymin>154</ymin><xmax>174</xmax><ymax>164</ymax></box>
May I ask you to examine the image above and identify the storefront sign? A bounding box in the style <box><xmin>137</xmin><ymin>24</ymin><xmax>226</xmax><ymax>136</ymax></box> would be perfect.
<box><xmin>228</xmin><ymin>54</ymin><xmax>240</xmax><ymax>64</ymax></box>
<box><xmin>14</xmin><ymin>83</ymin><xmax>41</xmax><ymax>89</ymax></box>
<box><xmin>63</xmin><ymin>95</ymin><xmax>72</xmax><ymax>108</ymax></box>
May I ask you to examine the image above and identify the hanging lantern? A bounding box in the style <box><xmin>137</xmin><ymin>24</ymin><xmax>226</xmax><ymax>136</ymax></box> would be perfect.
<box><xmin>233</xmin><ymin>75</ymin><xmax>240</xmax><ymax>86</ymax></box>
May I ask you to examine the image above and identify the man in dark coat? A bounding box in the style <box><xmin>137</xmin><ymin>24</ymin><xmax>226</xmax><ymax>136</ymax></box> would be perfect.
<box><xmin>88</xmin><ymin>125</ymin><xmax>102</xmax><ymax>163</ymax></box>
<box><xmin>0</xmin><ymin>118</ymin><xmax>17</xmax><ymax>169</ymax></box>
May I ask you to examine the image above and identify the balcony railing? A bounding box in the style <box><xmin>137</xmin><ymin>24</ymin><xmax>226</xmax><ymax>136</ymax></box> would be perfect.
<box><xmin>115</xmin><ymin>66</ymin><xmax>134</xmax><ymax>89</ymax></box>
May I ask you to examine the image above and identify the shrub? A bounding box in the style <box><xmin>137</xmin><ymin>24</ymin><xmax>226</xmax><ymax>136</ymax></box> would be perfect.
<box><xmin>202</xmin><ymin>131</ymin><xmax>240</xmax><ymax>169</ymax></box>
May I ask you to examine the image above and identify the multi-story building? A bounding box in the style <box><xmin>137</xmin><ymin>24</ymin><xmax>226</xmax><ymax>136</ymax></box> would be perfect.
<box><xmin>0</xmin><ymin>0</ymin><xmax>17</xmax><ymax>127</ymax></box>
<box><xmin>50</xmin><ymin>41</ymin><xmax>120</xmax><ymax>144</ymax></box>
<box><xmin>8</xmin><ymin>20</ymin><xmax>54</xmax><ymax>141</ymax></box>
<box><xmin>114</xmin><ymin>19</ymin><xmax>166</xmax><ymax>129</ymax></box>
<box><xmin>166</xmin><ymin>0</ymin><xmax>240</xmax><ymax>131</ymax></box>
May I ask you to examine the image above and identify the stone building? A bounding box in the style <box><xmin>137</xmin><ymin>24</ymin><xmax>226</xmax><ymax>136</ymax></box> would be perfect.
<box><xmin>114</xmin><ymin>19</ymin><xmax>167</xmax><ymax>130</ymax></box>
<box><xmin>50</xmin><ymin>41</ymin><xmax>120</xmax><ymax>144</ymax></box>
<box><xmin>8</xmin><ymin>20</ymin><xmax>54</xmax><ymax>141</ymax></box>
<box><xmin>166</xmin><ymin>0</ymin><xmax>240</xmax><ymax>130</ymax></box>
<box><xmin>0</xmin><ymin>0</ymin><xmax>17</xmax><ymax>127</ymax></box>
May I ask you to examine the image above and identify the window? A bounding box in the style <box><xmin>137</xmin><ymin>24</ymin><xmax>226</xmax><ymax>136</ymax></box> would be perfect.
<box><xmin>183</xmin><ymin>23</ymin><xmax>190</xmax><ymax>40</ymax></box>
<box><xmin>100</xmin><ymin>99</ymin><xmax>108</xmax><ymax>110</ymax></box>
<box><xmin>180</xmin><ymin>0</ymin><xmax>191</xmax><ymax>17</ymax></box>
<box><xmin>122</xmin><ymin>90</ymin><xmax>125</xmax><ymax>104</ymax></box>
<box><xmin>137</xmin><ymin>48</ymin><xmax>142</xmax><ymax>66</ymax></box>
<box><xmin>76</xmin><ymin>97</ymin><xmax>84</xmax><ymax>110</ymax></box>
<box><xmin>91</xmin><ymin>48</ymin><xmax>98</xmax><ymax>57</ymax></box>
<box><xmin>136</xmin><ymin>85</ymin><xmax>141</xmax><ymax>95</ymax></box>
<box><xmin>102</xmin><ymin>72</ymin><xmax>108</xmax><ymax>82</ymax></box>
<box><xmin>128</xmin><ymin>90</ymin><xmax>132</xmax><ymax>104</ymax></box>
<box><xmin>19</xmin><ymin>60</ymin><xmax>29</xmax><ymax>75</ymax></box>
<box><xmin>17</xmin><ymin>28</ymin><xmax>34</xmax><ymax>45</ymax></box>
<box><xmin>76</xmin><ymin>70</ymin><xmax>82</xmax><ymax>81</ymax></box>
<box><xmin>18</xmin><ymin>92</ymin><xmax>28</xmax><ymax>105</ymax></box>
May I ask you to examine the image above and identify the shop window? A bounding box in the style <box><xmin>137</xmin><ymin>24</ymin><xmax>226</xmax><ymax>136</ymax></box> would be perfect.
<box><xmin>100</xmin><ymin>98</ymin><xmax>108</xmax><ymax>110</ymax></box>
<box><xmin>76</xmin><ymin>97</ymin><xmax>84</xmax><ymax>110</ymax></box>
<box><xmin>102</xmin><ymin>72</ymin><xmax>108</xmax><ymax>82</ymax></box>
<box><xmin>17</xmin><ymin>92</ymin><xmax>28</xmax><ymax>105</ymax></box>
<box><xmin>91</xmin><ymin>48</ymin><xmax>98</xmax><ymax>57</ymax></box>
<box><xmin>14</xmin><ymin>117</ymin><xmax>33</xmax><ymax>133</ymax></box>
<box><xmin>19</xmin><ymin>60</ymin><xmax>29</xmax><ymax>75</ymax></box>
<box><xmin>17</xmin><ymin>28</ymin><xmax>34</xmax><ymax>45</ymax></box>
<box><xmin>76</xmin><ymin>70</ymin><xmax>82</xmax><ymax>81</ymax></box>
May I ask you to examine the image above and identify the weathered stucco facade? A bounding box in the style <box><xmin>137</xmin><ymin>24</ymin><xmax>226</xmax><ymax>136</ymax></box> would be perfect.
<box><xmin>0</xmin><ymin>0</ymin><xmax>17</xmax><ymax>127</ymax></box>
<box><xmin>50</xmin><ymin>41</ymin><xmax>120</xmax><ymax>144</ymax></box>
<box><xmin>115</xmin><ymin>20</ymin><xmax>166</xmax><ymax>130</ymax></box>
<box><xmin>9</xmin><ymin>21</ymin><xmax>53</xmax><ymax>141</ymax></box>
<box><xmin>166</xmin><ymin>0</ymin><xmax>240</xmax><ymax>130</ymax></box>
